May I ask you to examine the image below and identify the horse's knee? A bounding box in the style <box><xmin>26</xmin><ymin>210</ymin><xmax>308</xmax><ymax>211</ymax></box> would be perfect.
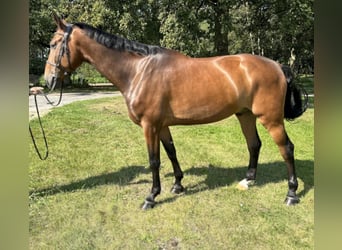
<box><xmin>162</xmin><ymin>140</ymin><xmax>177</xmax><ymax>160</ymax></box>
<box><xmin>249</xmin><ymin>138</ymin><xmax>261</xmax><ymax>155</ymax></box>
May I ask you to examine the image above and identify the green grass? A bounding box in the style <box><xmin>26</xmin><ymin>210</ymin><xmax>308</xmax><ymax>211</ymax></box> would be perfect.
<box><xmin>29</xmin><ymin>96</ymin><xmax>314</xmax><ymax>249</ymax></box>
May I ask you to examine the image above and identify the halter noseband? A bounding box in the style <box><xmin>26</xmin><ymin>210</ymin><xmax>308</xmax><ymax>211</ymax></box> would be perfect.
<box><xmin>46</xmin><ymin>24</ymin><xmax>73</xmax><ymax>91</ymax></box>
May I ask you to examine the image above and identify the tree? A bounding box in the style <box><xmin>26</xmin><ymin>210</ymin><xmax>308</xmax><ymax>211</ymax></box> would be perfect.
<box><xmin>29</xmin><ymin>0</ymin><xmax>314</xmax><ymax>76</ymax></box>
<box><xmin>29</xmin><ymin>0</ymin><xmax>59</xmax><ymax>75</ymax></box>
<box><xmin>231</xmin><ymin>0</ymin><xmax>314</xmax><ymax>72</ymax></box>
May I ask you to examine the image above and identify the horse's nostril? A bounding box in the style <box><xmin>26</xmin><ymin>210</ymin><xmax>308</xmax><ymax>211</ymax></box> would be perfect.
<box><xmin>45</xmin><ymin>76</ymin><xmax>55</xmax><ymax>90</ymax></box>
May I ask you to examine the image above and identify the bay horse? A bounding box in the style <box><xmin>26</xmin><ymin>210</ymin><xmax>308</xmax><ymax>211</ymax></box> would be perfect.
<box><xmin>44</xmin><ymin>13</ymin><xmax>307</xmax><ymax>209</ymax></box>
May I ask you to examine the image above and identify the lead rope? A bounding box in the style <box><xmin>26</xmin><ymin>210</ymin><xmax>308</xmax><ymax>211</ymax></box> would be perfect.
<box><xmin>29</xmin><ymin>79</ymin><xmax>65</xmax><ymax>160</ymax></box>
<box><xmin>29</xmin><ymin>94</ymin><xmax>49</xmax><ymax>160</ymax></box>
<box><xmin>43</xmin><ymin>79</ymin><xmax>64</xmax><ymax>106</ymax></box>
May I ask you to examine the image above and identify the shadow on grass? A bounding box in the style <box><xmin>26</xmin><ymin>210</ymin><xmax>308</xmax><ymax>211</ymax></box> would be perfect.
<box><xmin>29</xmin><ymin>165</ymin><xmax>149</xmax><ymax>198</ymax></box>
<box><xmin>159</xmin><ymin>159</ymin><xmax>313</xmax><ymax>206</ymax></box>
<box><xmin>30</xmin><ymin>159</ymin><xmax>313</xmax><ymax>205</ymax></box>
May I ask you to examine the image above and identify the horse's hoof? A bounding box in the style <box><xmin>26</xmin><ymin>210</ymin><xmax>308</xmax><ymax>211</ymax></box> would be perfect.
<box><xmin>142</xmin><ymin>200</ymin><xmax>155</xmax><ymax>210</ymax></box>
<box><xmin>171</xmin><ymin>184</ymin><xmax>185</xmax><ymax>194</ymax></box>
<box><xmin>236</xmin><ymin>178</ymin><xmax>255</xmax><ymax>190</ymax></box>
<box><xmin>284</xmin><ymin>195</ymin><xmax>300</xmax><ymax>206</ymax></box>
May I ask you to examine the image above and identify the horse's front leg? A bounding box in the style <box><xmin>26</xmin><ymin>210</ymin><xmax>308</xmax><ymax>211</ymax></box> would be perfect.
<box><xmin>142</xmin><ymin>123</ymin><xmax>161</xmax><ymax>210</ymax></box>
<box><xmin>160</xmin><ymin>127</ymin><xmax>184</xmax><ymax>194</ymax></box>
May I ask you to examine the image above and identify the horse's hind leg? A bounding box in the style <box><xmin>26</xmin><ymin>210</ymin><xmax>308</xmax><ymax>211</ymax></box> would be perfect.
<box><xmin>236</xmin><ymin>111</ymin><xmax>261</xmax><ymax>189</ymax></box>
<box><xmin>260</xmin><ymin>118</ymin><xmax>300</xmax><ymax>205</ymax></box>
<box><xmin>160</xmin><ymin>127</ymin><xmax>184</xmax><ymax>194</ymax></box>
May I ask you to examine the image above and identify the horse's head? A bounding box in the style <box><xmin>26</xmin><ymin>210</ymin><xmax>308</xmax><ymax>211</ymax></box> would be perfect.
<box><xmin>44</xmin><ymin>13</ymin><xmax>81</xmax><ymax>90</ymax></box>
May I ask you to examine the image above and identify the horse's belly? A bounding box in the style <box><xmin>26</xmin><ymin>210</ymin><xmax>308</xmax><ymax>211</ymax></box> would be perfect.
<box><xmin>169</xmin><ymin>100</ymin><xmax>238</xmax><ymax>125</ymax></box>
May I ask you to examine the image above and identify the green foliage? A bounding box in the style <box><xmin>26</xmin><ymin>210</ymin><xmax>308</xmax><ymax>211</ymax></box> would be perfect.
<box><xmin>73</xmin><ymin>64</ymin><xmax>107</xmax><ymax>83</ymax></box>
<box><xmin>29</xmin><ymin>57</ymin><xmax>45</xmax><ymax>76</ymax></box>
<box><xmin>29</xmin><ymin>0</ymin><xmax>314</xmax><ymax>78</ymax></box>
<box><xmin>158</xmin><ymin>2</ymin><xmax>211</xmax><ymax>56</ymax></box>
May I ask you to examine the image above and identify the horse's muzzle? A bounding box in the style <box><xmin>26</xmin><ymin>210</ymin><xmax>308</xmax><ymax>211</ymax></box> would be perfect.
<box><xmin>44</xmin><ymin>75</ymin><xmax>62</xmax><ymax>91</ymax></box>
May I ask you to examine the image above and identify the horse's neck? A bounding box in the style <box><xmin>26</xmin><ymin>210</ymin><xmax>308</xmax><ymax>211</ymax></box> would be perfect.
<box><xmin>77</xmin><ymin>35</ymin><xmax>140</xmax><ymax>94</ymax></box>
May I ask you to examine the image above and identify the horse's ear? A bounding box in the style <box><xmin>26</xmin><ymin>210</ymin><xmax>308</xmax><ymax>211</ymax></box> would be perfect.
<box><xmin>52</xmin><ymin>11</ymin><xmax>66</xmax><ymax>30</ymax></box>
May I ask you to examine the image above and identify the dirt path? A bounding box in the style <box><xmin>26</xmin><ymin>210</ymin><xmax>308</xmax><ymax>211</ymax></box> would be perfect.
<box><xmin>29</xmin><ymin>91</ymin><xmax>121</xmax><ymax>120</ymax></box>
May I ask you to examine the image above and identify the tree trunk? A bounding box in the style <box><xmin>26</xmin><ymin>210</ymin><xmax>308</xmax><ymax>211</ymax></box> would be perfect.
<box><xmin>213</xmin><ymin>2</ymin><xmax>229</xmax><ymax>55</ymax></box>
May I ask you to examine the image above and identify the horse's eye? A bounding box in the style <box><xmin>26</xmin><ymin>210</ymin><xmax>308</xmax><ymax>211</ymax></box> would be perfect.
<box><xmin>50</xmin><ymin>43</ymin><xmax>57</xmax><ymax>49</ymax></box>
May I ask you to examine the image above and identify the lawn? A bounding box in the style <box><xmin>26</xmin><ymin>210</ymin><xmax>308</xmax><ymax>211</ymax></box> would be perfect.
<box><xmin>29</xmin><ymin>94</ymin><xmax>314</xmax><ymax>249</ymax></box>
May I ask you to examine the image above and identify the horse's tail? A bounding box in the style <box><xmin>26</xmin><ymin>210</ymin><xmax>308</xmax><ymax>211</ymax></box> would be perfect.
<box><xmin>281</xmin><ymin>65</ymin><xmax>308</xmax><ymax>120</ymax></box>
